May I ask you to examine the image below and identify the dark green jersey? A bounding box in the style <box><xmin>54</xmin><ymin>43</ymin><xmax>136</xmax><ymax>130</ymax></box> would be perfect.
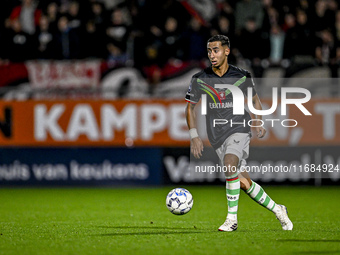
<box><xmin>185</xmin><ymin>65</ymin><xmax>256</xmax><ymax>150</ymax></box>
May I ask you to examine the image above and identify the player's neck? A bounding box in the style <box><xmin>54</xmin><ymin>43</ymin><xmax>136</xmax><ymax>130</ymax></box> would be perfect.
<box><xmin>212</xmin><ymin>63</ymin><xmax>229</xmax><ymax>77</ymax></box>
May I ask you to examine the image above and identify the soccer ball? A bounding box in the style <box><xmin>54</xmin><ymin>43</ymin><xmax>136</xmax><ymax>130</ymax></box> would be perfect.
<box><xmin>166</xmin><ymin>188</ymin><xmax>193</xmax><ymax>215</ymax></box>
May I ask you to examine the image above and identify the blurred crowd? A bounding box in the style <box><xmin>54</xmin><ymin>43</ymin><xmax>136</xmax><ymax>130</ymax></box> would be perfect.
<box><xmin>0</xmin><ymin>0</ymin><xmax>340</xmax><ymax>78</ymax></box>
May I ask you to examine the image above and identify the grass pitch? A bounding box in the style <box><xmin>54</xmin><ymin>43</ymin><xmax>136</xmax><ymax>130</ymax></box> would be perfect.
<box><xmin>1</xmin><ymin>186</ymin><xmax>339</xmax><ymax>255</ymax></box>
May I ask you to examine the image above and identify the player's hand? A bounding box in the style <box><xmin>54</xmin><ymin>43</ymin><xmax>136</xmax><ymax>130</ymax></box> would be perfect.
<box><xmin>191</xmin><ymin>137</ymin><xmax>204</xmax><ymax>159</ymax></box>
<box><xmin>256</xmin><ymin>126</ymin><xmax>267</xmax><ymax>138</ymax></box>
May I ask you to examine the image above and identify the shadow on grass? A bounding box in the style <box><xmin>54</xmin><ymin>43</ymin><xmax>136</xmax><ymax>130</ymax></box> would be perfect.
<box><xmin>96</xmin><ymin>225</ymin><xmax>201</xmax><ymax>231</ymax></box>
<box><xmin>93</xmin><ymin>225</ymin><xmax>220</xmax><ymax>236</ymax></box>
<box><xmin>96</xmin><ymin>230</ymin><xmax>215</xmax><ymax>237</ymax></box>
<box><xmin>94</xmin><ymin>225</ymin><xmax>286</xmax><ymax>235</ymax></box>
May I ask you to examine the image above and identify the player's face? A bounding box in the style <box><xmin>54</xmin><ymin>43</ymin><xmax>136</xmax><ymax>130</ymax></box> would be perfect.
<box><xmin>207</xmin><ymin>41</ymin><xmax>229</xmax><ymax>68</ymax></box>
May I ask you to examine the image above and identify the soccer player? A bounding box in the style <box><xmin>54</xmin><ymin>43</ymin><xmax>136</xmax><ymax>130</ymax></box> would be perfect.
<box><xmin>185</xmin><ymin>35</ymin><xmax>293</xmax><ymax>232</ymax></box>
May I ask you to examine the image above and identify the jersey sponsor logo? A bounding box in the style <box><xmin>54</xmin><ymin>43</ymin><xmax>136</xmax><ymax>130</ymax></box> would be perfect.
<box><xmin>209</xmin><ymin>102</ymin><xmax>233</xmax><ymax>109</ymax></box>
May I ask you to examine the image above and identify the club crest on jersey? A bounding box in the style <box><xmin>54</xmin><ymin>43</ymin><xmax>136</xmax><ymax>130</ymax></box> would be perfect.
<box><xmin>218</xmin><ymin>90</ymin><xmax>226</xmax><ymax>100</ymax></box>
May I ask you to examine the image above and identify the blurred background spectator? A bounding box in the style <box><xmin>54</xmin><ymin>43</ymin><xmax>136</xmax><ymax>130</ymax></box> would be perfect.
<box><xmin>44</xmin><ymin>2</ymin><xmax>59</xmax><ymax>33</ymax></box>
<box><xmin>235</xmin><ymin>0</ymin><xmax>264</xmax><ymax>34</ymax></box>
<box><xmin>236</xmin><ymin>16</ymin><xmax>270</xmax><ymax>77</ymax></box>
<box><xmin>50</xmin><ymin>15</ymin><xmax>80</xmax><ymax>59</ymax></box>
<box><xmin>182</xmin><ymin>17</ymin><xmax>210</xmax><ymax>62</ymax></box>
<box><xmin>3</xmin><ymin>18</ymin><xmax>36</xmax><ymax>62</ymax></box>
<box><xmin>0</xmin><ymin>0</ymin><xmax>340</xmax><ymax>82</ymax></box>
<box><xmin>9</xmin><ymin>0</ymin><xmax>42</xmax><ymax>35</ymax></box>
<box><xmin>315</xmin><ymin>29</ymin><xmax>340</xmax><ymax>78</ymax></box>
<box><xmin>35</xmin><ymin>15</ymin><xmax>54</xmax><ymax>59</ymax></box>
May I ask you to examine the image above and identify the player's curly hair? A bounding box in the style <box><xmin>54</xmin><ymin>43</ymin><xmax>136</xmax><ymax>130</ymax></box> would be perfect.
<box><xmin>207</xmin><ymin>35</ymin><xmax>230</xmax><ymax>48</ymax></box>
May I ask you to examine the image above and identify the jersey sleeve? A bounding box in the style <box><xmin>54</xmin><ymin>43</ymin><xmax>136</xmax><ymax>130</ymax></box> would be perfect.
<box><xmin>185</xmin><ymin>77</ymin><xmax>201</xmax><ymax>104</ymax></box>
<box><xmin>244</xmin><ymin>72</ymin><xmax>257</xmax><ymax>97</ymax></box>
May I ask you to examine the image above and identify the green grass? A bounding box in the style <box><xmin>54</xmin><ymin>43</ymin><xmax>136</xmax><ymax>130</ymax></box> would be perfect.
<box><xmin>1</xmin><ymin>186</ymin><xmax>340</xmax><ymax>255</ymax></box>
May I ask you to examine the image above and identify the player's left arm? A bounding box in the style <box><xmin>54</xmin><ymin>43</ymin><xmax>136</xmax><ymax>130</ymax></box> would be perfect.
<box><xmin>251</xmin><ymin>94</ymin><xmax>267</xmax><ymax>138</ymax></box>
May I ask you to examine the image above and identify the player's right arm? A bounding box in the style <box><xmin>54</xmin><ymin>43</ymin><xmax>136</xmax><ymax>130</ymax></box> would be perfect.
<box><xmin>185</xmin><ymin>102</ymin><xmax>204</xmax><ymax>159</ymax></box>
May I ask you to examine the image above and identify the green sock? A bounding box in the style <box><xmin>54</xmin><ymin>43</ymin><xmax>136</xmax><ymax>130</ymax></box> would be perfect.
<box><xmin>226</xmin><ymin>173</ymin><xmax>240</xmax><ymax>221</ymax></box>
<box><xmin>246</xmin><ymin>181</ymin><xmax>278</xmax><ymax>212</ymax></box>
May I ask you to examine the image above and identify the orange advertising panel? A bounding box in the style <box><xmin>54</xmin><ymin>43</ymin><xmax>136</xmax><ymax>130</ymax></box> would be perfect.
<box><xmin>0</xmin><ymin>100</ymin><xmax>190</xmax><ymax>147</ymax></box>
<box><xmin>0</xmin><ymin>99</ymin><xmax>339</xmax><ymax>147</ymax></box>
<box><xmin>250</xmin><ymin>99</ymin><xmax>340</xmax><ymax>146</ymax></box>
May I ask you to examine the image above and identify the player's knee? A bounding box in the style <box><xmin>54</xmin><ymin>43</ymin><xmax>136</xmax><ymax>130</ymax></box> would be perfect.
<box><xmin>223</xmin><ymin>154</ymin><xmax>239</xmax><ymax>168</ymax></box>
<box><xmin>224</xmin><ymin>154</ymin><xmax>239</xmax><ymax>178</ymax></box>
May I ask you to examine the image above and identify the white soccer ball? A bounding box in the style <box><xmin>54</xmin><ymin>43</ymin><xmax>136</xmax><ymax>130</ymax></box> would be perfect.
<box><xmin>166</xmin><ymin>188</ymin><xmax>193</xmax><ymax>215</ymax></box>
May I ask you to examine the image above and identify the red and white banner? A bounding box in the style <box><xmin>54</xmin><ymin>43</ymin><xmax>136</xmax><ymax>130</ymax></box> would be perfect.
<box><xmin>25</xmin><ymin>61</ymin><xmax>101</xmax><ymax>88</ymax></box>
